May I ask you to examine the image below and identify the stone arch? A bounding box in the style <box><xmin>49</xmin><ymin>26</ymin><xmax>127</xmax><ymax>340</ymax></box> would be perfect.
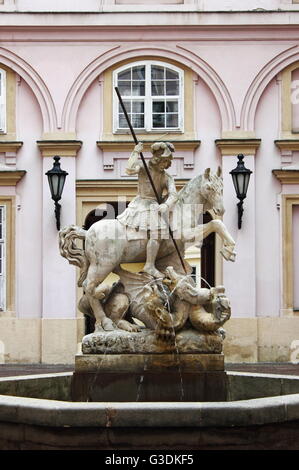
<box><xmin>241</xmin><ymin>45</ymin><xmax>299</xmax><ymax>132</ymax></box>
<box><xmin>62</xmin><ymin>45</ymin><xmax>236</xmax><ymax>133</ymax></box>
<box><xmin>0</xmin><ymin>47</ymin><xmax>57</xmax><ymax>133</ymax></box>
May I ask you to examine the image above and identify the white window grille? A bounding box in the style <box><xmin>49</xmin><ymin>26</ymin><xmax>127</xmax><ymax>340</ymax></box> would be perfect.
<box><xmin>113</xmin><ymin>61</ymin><xmax>184</xmax><ymax>133</ymax></box>
<box><xmin>0</xmin><ymin>69</ymin><xmax>6</xmax><ymax>133</ymax></box>
<box><xmin>0</xmin><ymin>205</ymin><xmax>6</xmax><ymax>311</ymax></box>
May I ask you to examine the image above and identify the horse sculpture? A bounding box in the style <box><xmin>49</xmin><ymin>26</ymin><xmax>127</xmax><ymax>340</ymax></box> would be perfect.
<box><xmin>59</xmin><ymin>167</ymin><xmax>236</xmax><ymax>331</ymax></box>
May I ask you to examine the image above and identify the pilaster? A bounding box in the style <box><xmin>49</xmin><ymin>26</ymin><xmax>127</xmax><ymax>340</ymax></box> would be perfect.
<box><xmin>216</xmin><ymin>139</ymin><xmax>260</xmax><ymax>318</ymax></box>
<box><xmin>38</xmin><ymin>141</ymin><xmax>81</xmax><ymax>320</ymax></box>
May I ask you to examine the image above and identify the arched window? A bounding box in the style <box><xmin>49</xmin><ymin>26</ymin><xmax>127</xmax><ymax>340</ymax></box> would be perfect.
<box><xmin>0</xmin><ymin>69</ymin><xmax>6</xmax><ymax>133</ymax></box>
<box><xmin>113</xmin><ymin>60</ymin><xmax>184</xmax><ymax>133</ymax></box>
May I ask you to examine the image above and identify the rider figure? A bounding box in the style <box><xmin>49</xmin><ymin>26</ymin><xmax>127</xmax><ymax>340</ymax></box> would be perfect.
<box><xmin>117</xmin><ymin>142</ymin><xmax>177</xmax><ymax>278</ymax></box>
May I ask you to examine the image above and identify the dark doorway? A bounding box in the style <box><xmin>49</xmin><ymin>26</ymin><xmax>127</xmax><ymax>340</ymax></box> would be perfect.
<box><xmin>83</xmin><ymin>201</ymin><xmax>125</xmax><ymax>230</ymax></box>
<box><xmin>200</xmin><ymin>212</ymin><xmax>215</xmax><ymax>288</ymax></box>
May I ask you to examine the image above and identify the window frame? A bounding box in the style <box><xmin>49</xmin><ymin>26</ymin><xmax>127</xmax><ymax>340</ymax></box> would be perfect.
<box><xmin>0</xmin><ymin>68</ymin><xmax>6</xmax><ymax>133</ymax></box>
<box><xmin>113</xmin><ymin>60</ymin><xmax>184</xmax><ymax>134</ymax></box>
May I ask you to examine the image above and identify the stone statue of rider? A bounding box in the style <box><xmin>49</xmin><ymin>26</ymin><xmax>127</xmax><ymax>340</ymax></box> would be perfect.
<box><xmin>117</xmin><ymin>142</ymin><xmax>177</xmax><ymax>278</ymax></box>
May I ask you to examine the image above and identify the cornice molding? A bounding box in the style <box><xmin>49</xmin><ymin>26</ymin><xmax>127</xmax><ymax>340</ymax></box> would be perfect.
<box><xmin>0</xmin><ymin>141</ymin><xmax>23</xmax><ymax>153</ymax></box>
<box><xmin>97</xmin><ymin>140</ymin><xmax>201</xmax><ymax>152</ymax></box>
<box><xmin>275</xmin><ymin>140</ymin><xmax>299</xmax><ymax>152</ymax></box>
<box><xmin>215</xmin><ymin>139</ymin><xmax>261</xmax><ymax>156</ymax></box>
<box><xmin>272</xmin><ymin>169</ymin><xmax>299</xmax><ymax>184</ymax></box>
<box><xmin>0</xmin><ymin>170</ymin><xmax>26</xmax><ymax>186</ymax></box>
<box><xmin>37</xmin><ymin>140</ymin><xmax>82</xmax><ymax>157</ymax></box>
<box><xmin>76</xmin><ymin>178</ymin><xmax>189</xmax><ymax>197</ymax></box>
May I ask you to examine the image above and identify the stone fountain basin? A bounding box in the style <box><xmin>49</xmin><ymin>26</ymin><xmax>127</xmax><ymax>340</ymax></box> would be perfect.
<box><xmin>1</xmin><ymin>371</ymin><xmax>299</xmax><ymax>450</ymax></box>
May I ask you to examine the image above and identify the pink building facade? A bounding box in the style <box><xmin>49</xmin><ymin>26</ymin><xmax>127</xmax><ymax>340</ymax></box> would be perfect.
<box><xmin>0</xmin><ymin>0</ymin><xmax>299</xmax><ymax>363</ymax></box>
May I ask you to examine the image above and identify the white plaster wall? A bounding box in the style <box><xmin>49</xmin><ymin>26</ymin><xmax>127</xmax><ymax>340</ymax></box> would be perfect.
<box><xmin>222</xmin><ymin>154</ymin><xmax>256</xmax><ymax>318</ymax></box>
<box><xmin>15</xmin><ymin>78</ymin><xmax>43</xmax><ymax>319</ymax></box>
<box><xmin>199</xmin><ymin>0</ymin><xmax>293</xmax><ymax>10</ymax></box>
<box><xmin>15</xmin><ymin>77</ymin><xmax>77</xmax><ymax>320</ymax></box>
<box><xmin>254</xmin><ymin>78</ymin><xmax>282</xmax><ymax>317</ymax></box>
<box><xmin>42</xmin><ymin>155</ymin><xmax>77</xmax><ymax>319</ymax></box>
<box><xmin>13</xmin><ymin>0</ymin><xmax>101</xmax><ymax>12</ymax></box>
<box><xmin>76</xmin><ymin>78</ymin><xmax>103</xmax><ymax>179</ymax></box>
<box><xmin>196</xmin><ymin>77</ymin><xmax>222</xmax><ymax>174</ymax></box>
<box><xmin>9</xmin><ymin>0</ymin><xmax>297</xmax><ymax>13</ymax></box>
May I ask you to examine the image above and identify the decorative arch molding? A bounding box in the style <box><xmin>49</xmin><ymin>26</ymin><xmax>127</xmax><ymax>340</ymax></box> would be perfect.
<box><xmin>62</xmin><ymin>45</ymin><xmax>236</xmax><ymax>133</ymax></box>
<box><xmin>0</xmin><ymin>47</ymin><xmax>57</xmax><ymax>134</ymax></box>
<box><xmin>241</xmin><ymin>46</ymin><xmax>299</xmax><ymax>132</ymax></box>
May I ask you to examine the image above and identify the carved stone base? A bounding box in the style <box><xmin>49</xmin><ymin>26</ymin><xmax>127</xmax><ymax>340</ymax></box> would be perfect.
<box><xmin>81</xmin><ymin>328</ymin><xmax>223</xmax><ymax>355</ymax></box>
<box><xmin>71</xmin><ymin>352</ymin><xmax>227</xmax><ymax>402</ymax></box>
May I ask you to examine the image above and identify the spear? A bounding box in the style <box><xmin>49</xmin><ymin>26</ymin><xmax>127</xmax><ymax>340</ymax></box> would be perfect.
<box><xmin>115</xmin><ymin>86</ymin><xmax>187</xmax><ymax>275</ymax></box>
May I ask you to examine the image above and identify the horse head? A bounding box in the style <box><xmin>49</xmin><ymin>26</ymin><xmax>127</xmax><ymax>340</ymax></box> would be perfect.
<box><xmin>200</xmin><ymin>167</ymin><xmax>224</xmax><ymax>217</ymax></box>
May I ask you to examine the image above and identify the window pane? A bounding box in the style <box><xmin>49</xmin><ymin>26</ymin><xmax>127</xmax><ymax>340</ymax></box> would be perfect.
<box><xmin>119</xmin><ymin>101</ymin><xmax>131</xmax><ymax>113</ymax></box>
<box><xmin>132</xmin><ymin>66</ymin><xmax>145</xmax><ymax>80</ymax></box>
<box><xmin>115</xmin><ymin>63</ymin><xmax>182</xmax><ymax>131</ymax></box>
<box><xmin>153</xmin><ymin>101</ymin><xmax>165</xmax><ymax>112</ymax></box>
<box><xmin>119</xmin><ymin>114</ymin><xmax>129</xmax><ymax>128</ymax></box>
<box><xmin>118</xmin><ymin>81</ymin><xmax>131</xmax><ymax>96</ymax></box>
<box><xmin>151</xmin><ymin>66</ymin><xmax>164</xmax><ymax>79</ymax></box>
<box><xmin>166</xmin><ymin>101</ymin><xmax>178</xmax><ymax>112</ymax></box>
<box><xmin>153</xmin><ymin>114</ymin><xmax>165</xmax><ymax>128</ymax></box>
<box><xmin>152</xmin><ymin>81</ymin><xmax>165</xmax><ymax>96</ymax></box>
<box><xmin>166</xmin><ymin>114</ymin><xmax>178</xmax><ymax>127</ymax></box>
<box><xmin>166</xmin><ymin>69</ymin><xmax>179</xmax><ymax>80</ymax></box>
<box><xmin>132</xmin><ymin>81</ymin><xmax>145</xmax><ymax>96</ymax></box>
<box><xmin>166</xmin><ymin>80</ymin><xmax>179</xmax><ymax>95</ymax></box>
<box><xmin>132</xmin><ymin>101</ymin><xmax>144</xmax><ymax>113</ymax></box>
<box><xmin>118</xmin><ymin>69</ymin><xmax>131</xmax><ymax>80</ymax></box>
<box><xmin>132</xmin><ymin>114</ymin><xmax>144</xmax><ymax>128</ymax></box>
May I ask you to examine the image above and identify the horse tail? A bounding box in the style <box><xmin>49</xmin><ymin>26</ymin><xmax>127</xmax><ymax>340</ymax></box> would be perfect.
<box><xmin>59</xmin><ymin>225</ymin><xmax>89</xmax><ymax>287</ymax></box>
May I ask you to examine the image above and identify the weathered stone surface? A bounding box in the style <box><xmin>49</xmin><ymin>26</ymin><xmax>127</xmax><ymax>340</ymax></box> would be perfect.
<box><xmin>73</xmin><ymin>351</ymin><xmax>226</xmax><ymax>402</ymax></box>
<box><xmin>81</xmin><ymin>328</ymin><xmax>223</xmax><ymax>354</ymax></box>
<box><xmin>75</xmin><ymin>353</ymin><xmax>224</xmax><ymax>373</ymax></box>
<box><xmin>71</xmin><ymin>370</ymin><xmax>227</xmax><ymax>402</ymax></box>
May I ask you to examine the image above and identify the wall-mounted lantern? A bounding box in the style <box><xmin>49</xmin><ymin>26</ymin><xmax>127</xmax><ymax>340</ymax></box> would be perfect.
<box><xmin>230</xmin><ymin>154</ymin><xmax>252</xmax><ymax>229</ymax></box>
<box><xmin>45</xmin><ymin>156</ymin><xmax>68</xmax><ymax>230</ymax></box>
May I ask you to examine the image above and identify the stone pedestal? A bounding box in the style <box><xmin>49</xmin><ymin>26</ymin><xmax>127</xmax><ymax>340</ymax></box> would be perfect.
<box><xmin>72</xmin><ymin>352</ymin><xmax>227</xmax><ymax>402</ymax></box>
<box><xmin>72</xmin><ymin>329</ymin><xmax>227</xmax><ymax>402</ymax></box>
<box><xmin>81</xmin><ymin>328</ymin><xmax>224</xmax><ymax>354</ymax></box>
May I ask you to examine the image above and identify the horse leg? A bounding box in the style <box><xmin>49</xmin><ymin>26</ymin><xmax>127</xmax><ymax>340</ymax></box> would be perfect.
<box><xmin>83</xmin><ymin>264</ymin><xmax>117</xmax><ymax>331</ymax></box>
<box><xmin>183</xmin><ymin>220</ymin><xmax>236</xmax><ymax>261</ymax></box>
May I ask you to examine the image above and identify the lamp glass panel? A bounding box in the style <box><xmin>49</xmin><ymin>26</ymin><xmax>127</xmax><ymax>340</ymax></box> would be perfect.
<box><xmin>236</xmin><ymin>173</ymin><xmax>246</xmax><ymax>198</ymax></box>
<box><xmin>48</xmin><ymin>174</ymin><xmax>60</xmax><ymax>200</ymax></box>
<box><xmin>231</xmin><ymin>173</ymin><xmax>240</xmax><ymax>197</ymax></box>
<box><xmin>57</xmin><ymin>174</ymin><xmax>66</xmax><ymax>200</ymax></box>
<box><xmin>243</xmin><ymin>173</ymin><xmax>251</xmax><ymax>196</ymax></box>
<box><xmin>47</xmin><ymin>175</ymin><xmax>53</xmax><ymax>195</ymax></box>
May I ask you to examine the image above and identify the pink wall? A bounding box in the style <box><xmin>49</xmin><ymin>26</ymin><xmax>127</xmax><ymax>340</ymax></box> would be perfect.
<box><xmin>2</xmin><ymin>0</ymin><xmax>297</xmax><ymax>12</ymax></box>
<box><xmin>15</xmin><ymin>78</ymin><xmax>43</xmax><ymax>319</ymax></box>
<box><xmin>0</xmin><ymin>7</ymin><xmax>297</xmax><ymax>322</ymax></box>
<box><xmin>293</xmin><ymin>205</ymin><xmax>299</xmax><ymax>310</ymax></box>
<box><xmin>254</xmin><ymin>79</ymin><xmax>282</xmax><ymax>318</ymax></box>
